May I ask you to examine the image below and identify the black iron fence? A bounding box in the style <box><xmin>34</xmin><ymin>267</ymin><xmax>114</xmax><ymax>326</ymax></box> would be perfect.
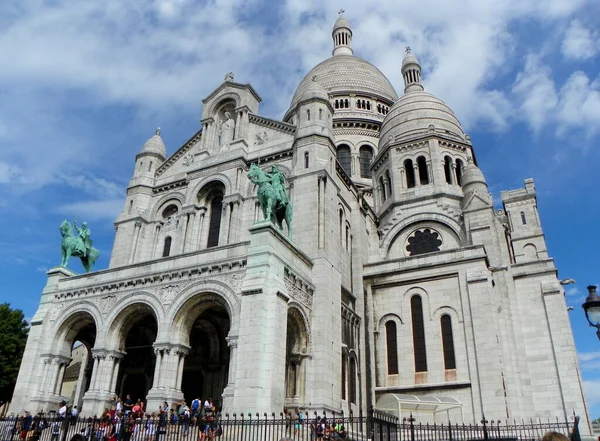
<box><xmin>0</xmin><ymin>410</ymin><xmax>573</xmax><ymax>441</ymax></box>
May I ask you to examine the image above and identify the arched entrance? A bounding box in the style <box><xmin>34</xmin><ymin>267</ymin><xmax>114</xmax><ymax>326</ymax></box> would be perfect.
<box><xmin>56</xmin><ymin>312</ymin><xmax>97</xmax><ymax>409</ymax></box>
<box><xmin>175</xmin><ymin>294</ymin><xmax>231</xmax><ymax>408</ymax></box>
<box><xmin>285</xmin><ymin>307</ymin><xmax>308</xmax><ymax>404</ymax></box>
<box><xmin>113</xmin><ymin>304</ymin><xmax>158</xmax><ymax>402</ymax></box>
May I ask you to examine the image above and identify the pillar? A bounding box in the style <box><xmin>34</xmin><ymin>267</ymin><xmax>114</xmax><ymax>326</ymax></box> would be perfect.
<box><xmin>220</xmin><ymin>203</ymin><xmax>231</xmax><ymax>245</ymax></box>
<box><xmin>39</xmin><ymin>358</ymin><xmax>51</xmax><ymax>393</ymax></box>
<box><xmin>414</xmin><ymin>164</ymin><xmax>421</xmax><ymax>186</ymax></box>
<box><xmin>129</xmin><ymin>222</ymin><xmax>142</xmax><ymax>264</ymax></box>
<box><xmin>73</xmin><ymin>353</ymin><xmax>89</xmax><ymax>407</ymax></box>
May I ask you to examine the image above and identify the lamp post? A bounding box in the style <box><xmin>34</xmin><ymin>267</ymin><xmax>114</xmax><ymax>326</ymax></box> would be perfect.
<box><xmin>582</xmin><ymin>285</ymin><xmax>600</xmax><ymax>341</ymax></box>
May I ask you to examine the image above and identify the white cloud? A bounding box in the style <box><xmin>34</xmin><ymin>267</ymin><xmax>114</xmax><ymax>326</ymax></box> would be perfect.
<box><xmin>555</xmin><ymin>71</ymin><xmax>600</xmax><ymax>137</ymax></box>
<box><xmin>562</xmin><ymin>20</ymin><xmax>599</xmax><ymax>60</ymax></box>
<box><xmin>584</xmin><ymin>379</ymin><xmax>600</xmax><ymax>409</ymax></box>
<box><xmin>512</xmin><ymin>55</ymin><xmax>558</xmax><ymax>133</ymax></box>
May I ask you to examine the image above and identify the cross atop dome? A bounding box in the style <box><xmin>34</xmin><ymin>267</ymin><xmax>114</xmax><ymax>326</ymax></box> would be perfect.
<box><xmin>332</xmin><ymin>12</ymin><xmax>353</xmax><ymax>56</ymax></box>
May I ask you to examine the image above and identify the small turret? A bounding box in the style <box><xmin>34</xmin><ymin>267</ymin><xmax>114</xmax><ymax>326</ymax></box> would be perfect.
<box><xmin>130</xmin><ymin>128</ymin><xmax>166</xmax><ymax>188</ymax></box>
<box><xmin>401</xmin><ymin>47</ymin><xmax>424</xmax><ymax>93</ymax></box>
<box><xmin>461</xmin><ymin>159</ymin><xmax>492</xmax><ymax>210</ymax></box>
<box><xmin>295</xmin><ymin>80</ymin><xmax>334</xmax><ymax>140</ymax></box>
<box><xmin>332</xmin><ymin>11</ymin><xmax>353</xmax><ymax>56</ymax></box>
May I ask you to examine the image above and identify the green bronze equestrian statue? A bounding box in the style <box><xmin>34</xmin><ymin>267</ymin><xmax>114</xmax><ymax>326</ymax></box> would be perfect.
<box><xmin>59</xmin><ymin>219</ymin><xmax>100</xmax><ymax>272</ymax></box>
<box><xmin>248</xmin><ymin>164</ymin><xmax>293</xmax><ymax>238</ymax></box>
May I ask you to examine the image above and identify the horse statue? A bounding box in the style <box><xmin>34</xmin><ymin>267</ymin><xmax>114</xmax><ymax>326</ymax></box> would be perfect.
<box><xmin>248</xmin><ymin>163</ymin><xmax>293</xmax><ymax>238</ymax></box>
<box><xmin>60</xmin><ymin>219</ymin><xmax>100</xmax><ymax>273</ymax></box>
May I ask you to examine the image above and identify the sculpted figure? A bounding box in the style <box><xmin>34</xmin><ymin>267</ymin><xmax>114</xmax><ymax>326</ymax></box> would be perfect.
<box><xmin>219</xmin><ymin>111</ymin><xmax>235</xmax><ymax>150</ymax></box>
<box><xmin>59</xmin><ymin>219</ymin><xmax>100</xmax><ymax>273</ymax></box>
<box><xmin>266</xmin><ymin>165</ymin><xmax>288</xmax><ymax>206</ymax></box>
<box><xmin>247</xmin><ymin>163</ymin><xmax>293</xmax><ymax>238</ymax></box>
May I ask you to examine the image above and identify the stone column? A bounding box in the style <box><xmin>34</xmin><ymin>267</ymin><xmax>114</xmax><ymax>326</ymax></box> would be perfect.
<box><xmin>180</xmin><ymin>212</ymin><xmax>192</xmax><ymax>254</ymax></box>
<box><xmin>39</xmin><ymin>358</ymin><xmax>52</xmax><ymax>394</ymax></box>
<box><xmin>73</xmin><ymin>353</ymin><xmax>89</xmax><ymax>407</ymax></box>
<box><xmin>174</xmin><ymin>348</ymin><xmax>189</xmax><ymax>391</ymax></box>
<box><xmin>49</xmin><ymin>358</ymin><xmax>61</xmax><ymax>395</ymax></box>
<box><xmin>235</xmin><ymin>111</ymin><xmax>242</xmax><ymax>139</ymax></box>
<box><xmin>220</xmin><ymin>203</ymin><xmax>231</xmax><ymax>245</ymax></box>
<box><xmin>195</xmin><ymin>207</ymin><xmax>207</xmax><ymax>250</ymax></box>
<box><xmin>451</xmin><ymin>163</ymin><xmax>458</xmax><ymax>185</ymax></box>
<box><xmin>54</xmin><ymin>361</ymin><xmax>68</xmax><ymax>395</ymax></box>
<box><xmin>414</xmin><ymin>164</ymin><xmax>421</xmax><ymax>186</ymax></box>
<box><xmin>426</xmin><ymin>159</ymin><xmax>433</xmax><ymax>184</ymax></box>
<box><xmin>225</xmin><ymin>336</ymin><xmax>238</xmax><ymax>387</ymax></box>
<box><xmin>129</xmin><ymin>222</ymin><xmax>142</xmax><ymax>264</ymax></box>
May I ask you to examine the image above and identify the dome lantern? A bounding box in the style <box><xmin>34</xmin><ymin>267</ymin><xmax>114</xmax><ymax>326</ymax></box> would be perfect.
<box><xmin>332</xmin><ymin>10</ymin><xmax>353</xmax><ymax>57</ymax></box>
<box><xmin>401</xmin><ymin>47</ymin><xmax>424</xmax><ymax>93</ymax></box>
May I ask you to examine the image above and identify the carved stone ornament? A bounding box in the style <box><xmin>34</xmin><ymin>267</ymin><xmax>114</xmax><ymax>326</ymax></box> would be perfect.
<box><xmin>98</xmin><ymin>294</ymin><xmax>117</xmax><ymax>315</ymax></box>
<box><xmin>162</xmin><ymin>215</ymin><xmax>179</xmax><ymax>233</ymax></box>
<box><xmin>157</xmin><ymin>281</ymin><xmax>192</xmax><ymax>305</ymax></box>
<box><xmin>212</xmin><ymin>272</ymin><xmax>244</xmax><ymax>293</ymax></box>
<box><xmin>254</xmin><ymin>131</ymin><xmax>269</xmax><ymax>145</ymax></box>
<box><xmin>182</xmin><ymin>153</ymin><xmax>195</xmax><ymax>167</ymax></box>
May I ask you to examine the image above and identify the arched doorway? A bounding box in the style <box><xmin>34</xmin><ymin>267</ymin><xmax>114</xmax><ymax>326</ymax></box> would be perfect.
<box><xmin>285</xmin><ymin>307</ymin><xmax>309</xmax><ymax>404</ymax></box>
<box><xmin>113</xmin><ymin>305</ymin><xmax>158</xmax><ymax>402</ymax></box>
<box><xmin>55</xmin><ymin>312</ymin><xmax>97</xmax><ymax>409</ymax></box>
<box><xmin>175</xmin><ymin>294</ymin><xmax>231</xmax><ymax>408</ymax></box>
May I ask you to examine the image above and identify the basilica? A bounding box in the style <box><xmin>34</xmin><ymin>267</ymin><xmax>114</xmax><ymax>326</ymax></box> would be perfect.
<box><xmin>10</xmin><ymin>15</ymin><xmax>591</xmax><ymax>430</ymax></box>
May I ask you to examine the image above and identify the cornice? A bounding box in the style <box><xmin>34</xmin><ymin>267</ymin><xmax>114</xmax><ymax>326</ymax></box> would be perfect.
<box><xmin>155</xmin><ymin>129</ymin><xmax>203</xmax><ymax>178</ymax></box>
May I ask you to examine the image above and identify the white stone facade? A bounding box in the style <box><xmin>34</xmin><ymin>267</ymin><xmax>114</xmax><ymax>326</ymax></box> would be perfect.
<box><xmin>10</xmin><ymin>16</ymin><xmax>590</xmax><ymax>432</ymax></box>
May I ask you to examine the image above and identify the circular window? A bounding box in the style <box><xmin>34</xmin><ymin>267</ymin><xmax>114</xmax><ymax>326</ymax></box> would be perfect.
<box><xmin>405</xmin><ymin>228</ymin><xmax>442</xmax><ymax>256</ymax></box>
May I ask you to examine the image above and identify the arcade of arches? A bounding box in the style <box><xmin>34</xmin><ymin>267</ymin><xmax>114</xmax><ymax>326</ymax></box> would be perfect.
<box><xmin>51</xmin><ymin>295</ymin><xmax>233</xmax><ymax>413</ymax></box>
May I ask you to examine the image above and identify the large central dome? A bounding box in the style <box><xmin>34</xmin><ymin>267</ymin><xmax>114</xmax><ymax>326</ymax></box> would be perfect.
<box><xmin>289</xmin><ymin>55</ymin><xmax>398</xmax><ymax>109</ymax></box>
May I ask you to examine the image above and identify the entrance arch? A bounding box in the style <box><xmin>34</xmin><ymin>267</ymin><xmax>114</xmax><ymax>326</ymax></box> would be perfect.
<box><xmin>172</xmin><ymin>293</ymin><xmax>231</xmax><ymax>408</ymax></box>
<box><xmin>54</xmin><ymin>311</ymin><xmax>97</xmax><ymax>408</ymax></box>
<box><xmin>109</xmin><ymin>303</ymin><xmax>159</xmax><ymax>402</ymax></box>
<box><xmin>285</xmin><ymin>306</ymin><xmax>309</xmax><ymax>404</ymax></box>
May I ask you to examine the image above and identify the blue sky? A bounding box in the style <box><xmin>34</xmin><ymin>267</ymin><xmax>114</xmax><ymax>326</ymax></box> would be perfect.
<box><xmin>1</xmin><ymin>0</ymin><xmax>600</xmax><ymax>418</ymax></box>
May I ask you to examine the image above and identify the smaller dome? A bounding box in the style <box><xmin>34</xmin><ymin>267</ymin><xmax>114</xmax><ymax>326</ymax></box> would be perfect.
<box><xmin>297</xmin><ymin>80</ymin><xmax>329</xmax><ymax>103</ymax></box>
<box><xmin>380</xmin><ymin>91</ymin><xmax>465</xmax><ymax>145</ymax></box>
<box><xmin>333</xmin><ymin>16</ymin><xmax>350</xmax><ymax>31</ymax></box>
<box><xmin>140</xmin><ymin>128</ymin><xmax>166</xmax><ymax>158</ymax></box>
<box><xmin>461</xmin><ymin>161</ymin><xmax>487</xmax><ymax>188</ymax></box>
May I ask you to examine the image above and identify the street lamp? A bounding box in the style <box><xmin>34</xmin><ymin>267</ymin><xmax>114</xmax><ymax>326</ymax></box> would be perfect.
<box><xmin>582</xmin><ymin>285</ymin><xmax>600</xmax><ymax>341</ymax></box>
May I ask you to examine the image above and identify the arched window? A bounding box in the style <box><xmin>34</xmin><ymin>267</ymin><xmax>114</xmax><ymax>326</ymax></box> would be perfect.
<box><xmin>162</xmin><ymin>204</ymin><xmax>178</xmax><ymax>219</ymax></box>
<box><xmin>162</xmin><ymin>236</ymin><xmax>172</xmax><ymax>257</ymax></box>
<box><xmin>404</xmin><ymin>159</ymin><xmax>416</xmax><ymax>188</ymax></box>
<box><xmin>319</xmin><ymin>108</ymin><xmax>322</xmax><ymax>120</ymax></box>
<box><xmin>128</xmin><ymin>200</ymin><xmax>133</xmax><ymax>215</ymax></box>
<box><xmin>367</xmin><ymin>101</ymin><xmax>371</xmax><ymax>110</ymax></box>
<box><xmin>411</xmin><ymin>295</ymin><xmax>427</xmax><ymax>372</ymax></box>
<box><xmin>359</xmin><ymin>146</ymin><xmax>373</xmax><ymax>178</ymax></box>
<box><xmin>306</xmin><ymin>109</ymin><xmax>310</xmax><ymax>121</ymax></box>
<box><xmin>357</xmin><ymin>100</ymin><xmax>362</xmax><ymax>109</ymax></box>
<box><xmin>520</xmin><ymin>211</ymin><xmax>527</xmax><ymax>225</ymax></box>
<box><xmin>386</xmin><ymin>170</ymin><xmax>393</xmax><ymax>196</ymax></box>
<box><xmin>379</xmin><ymin>176</ymin><xmax>386</xmax><ymax>202</ymax></box>
<box><xmin>349</xmin><ymin>357</ymin><xmax>357</xmax><ymax>404</ymax></box>
<box><xmin>148</xmin><ymin>161</ymin><xmax>153</xmax><ymax>172</ymax></box>
<box><xmin>345</xmin><ymin>224</ymin><xmax>350</xmax><ymax>252</ymax></box>
<box><xmin>304</xmin><ymin>152</ymin><xmax>309</xmax><ymax>169</ymax></box>
<box><xmin>207</xmin><ymin>195</ymin><xmax>223</xmax><ymax>248</ymax></box>
<box><xmin>441</xmin><ymin>315</ymin><xmax>456</xmax><ymax>370</ymax></box>
<box><xmin>455</xmin><ymin>159</ymin><xmax>464</xmax><ymax>186</ymax></box>
<box><xmin>335</xmin><ymin>100</ymin><xmax>339</xmax><ymax>109</ymax></box>
<box><xmin>385</xmin><ymin>321</ymin><xmax>399</xmax><ymax>375</ymax></box>
<box><xmin>444</xmin><ymin>156</ymin><xmax>453</xmax><ymax>184</ymax></box>
<box><xmin>345</xmin><ymin>99</ymin><xmax>349</xmax><ymax>108</ymax></box>
<box><xmin>341</xmin><ymin>353</ymin><xmax>347</xmax><ymax>400</ymax></box>
<box><xmin>339</xmin><ymin>209</ymin><xmax>344</xmax><ymax>245</ymax></box>
<box><xmin>337</xmin><ymin>145</ymin><xmax>352</xmax><ymax>176</ymax></box>
<box><xmin>417</xmin><ymin>156</ymin><xmax>429</xmax><ymax>185</ymax></box>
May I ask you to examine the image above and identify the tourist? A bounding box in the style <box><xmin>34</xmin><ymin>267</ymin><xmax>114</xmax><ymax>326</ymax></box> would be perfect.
<box><xmin>293</xmin><ymin>409</ymin><xmax>303</xmax><ymax>438</ymax></box>
<box><xmin>124</xmin><ymin>395</ymin><xmax>134</xmax><ymax>415</ymax></box>
<box><xmin>331</xmin><ymin>419</ymin><xmax>346</xmax><ymax>439</ymax></box>
<box><xmin>191</xmin><ymin>398</ymin><xmax>200</xmax><ymax>418</ymax></box>
<box><xmin>50</xmin><ymin>419</ymin><xmax>61</xmax><ymax>441</ymax></box>
<box><xmin>71</xmin><ymin>406</ymin><xmax>79</xmax><ymax>421</ymax></box>
<box><xmin>20</xmin><ymin>411</ymin><xmax>33</xmax><ymax>441</ymax></box>
<box><xmin>58</xmin><ymin>401</ymin><xmax>68</xmax><ymax>419</ymax></box>
<box><xmin>115</xmin><ymin>398</ymin><xmax>123</xmax><ymax>415</ymax></box>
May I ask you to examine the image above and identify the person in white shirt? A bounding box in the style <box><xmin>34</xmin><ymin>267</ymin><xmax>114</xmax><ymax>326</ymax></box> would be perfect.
<box><xmin>58</xmin><ymin>401</ymin><xmax>67</xmax><ymax>419</ymax></box>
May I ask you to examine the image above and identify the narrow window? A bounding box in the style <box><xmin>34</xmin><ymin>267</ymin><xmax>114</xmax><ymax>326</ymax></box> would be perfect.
<box><xmin>521</xmin><ymin>211</ymin><xmax>527</xmax><ymax>225</ymax></box>
<box><xmin>345</xmin><ymin>99</ymin><xmax>349</xmax><ymax>108</ymax></box>
<box><xmin>335</xmin><ymin>100</ymin><xmax>339</xmax><ymax>109</ymax></box>
<box><xmin>336</xmin><ymin>144</ymin><xmax>351</xmax><ymax>176</ymax></box>
<box><xmin>379</xmin><ymin>176</ymin><xmax>386</xmax><ymax>202</ymax></box>
<box><xmin>162</xmin><ymin>236</ymin><xmax>172</xmax><ymax>257</ymax></box>
<box><xmin>411</xmin><ymin>295</ymin><xmax>427</xmax><ymax>372</ymax></box>
<box><xmin>128</xmin><ymin>200</ymin><xmax>133</xmax><ymax>215</ymax></box>
<box><xmin>441</xmin><ymin>315</ymin><xmax>456</xmax><ymax>370</ymax></box>
<box><xmin>359</xmin><ymin>146</ymin><xmax>373</xmax><ymax>178</ymax></box>
<box><xmin>357</xmin><ymin>100</ymin><xmax>361</xmax><ymax>109</ymax></box>
<box><xmin>304</xmin><ymin>152</ymin><xmax>309</xmax><ymax>169</ymax></box>
<box><xmin>386</xmin><ymin>170</ymin><xmax>393</xmax><ymax>196</ymax></box>
<box><xmin>385</xmin><ymin>321</ymin><xmax>399</xmax><ymax>375</ymax></box>
<box><xmin>349</xmin><ymin>358</ymin><xmax>357</xmax><ymax>404</ymax></box>
<box><xmin>207</xmin><ymin>195</ymin><xmax>223</xmax><ymax>248</ymax></box>
<box><xmin>345</xmin><ymin>225</ymin><xmax>349</xmax><ymax>252</ymax></box>
<box><xmin>139</xmin><ymin>161</ymin><xmax>143</xmax><ymax>171</ymax></box>
<box><xmin>341</xmin><ymin>353</ymin><xmax>347</xmax><ymax>400</ymax></box>
<box><xmin>417</xmin><ymin>156</ymin><xmax>429</xmax><ymax>185</ymax></box>
<box><xmin>444</xmin><ymin>156</ymin><xmax>452</xmax><ymax>184</ymax></box>
<box><xmin>339</xmin><ymin>209</ymin><xmax>344</xmax><ymax>245</ymax></box>
<box><xmin>307</xmin><ymin>109</ymin><xmax>310</xmax><ymax>121</ymax></box>
<box><xmin>148</xmin><ymin>161</ymin><xmax>153</xmax><ymax>172</ymax></box>
<box><xmin>405</xmin><ymin>159</ymin><xmax>416</xmax><ymax>188</ymax></box>
<box><xmin>455</xmin><ymin>159</ymin><xmax>464</xmax><ymax>186</ymax></box>
<box><xmin>367</xmin><ymin>101</ymin><xmax>371</xmax><ymax>110</ymax></box>
<box><xmin>319</xmin><ymin>108</ymin><xmax>322</xmax><ymax>120</ymax></box>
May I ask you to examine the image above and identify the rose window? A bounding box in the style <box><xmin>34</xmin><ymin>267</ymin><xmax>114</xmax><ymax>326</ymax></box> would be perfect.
<box><xmin>406</xmin><ymin>228</ymin><xmax>442</xmax><ymax>256</ymax></box>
